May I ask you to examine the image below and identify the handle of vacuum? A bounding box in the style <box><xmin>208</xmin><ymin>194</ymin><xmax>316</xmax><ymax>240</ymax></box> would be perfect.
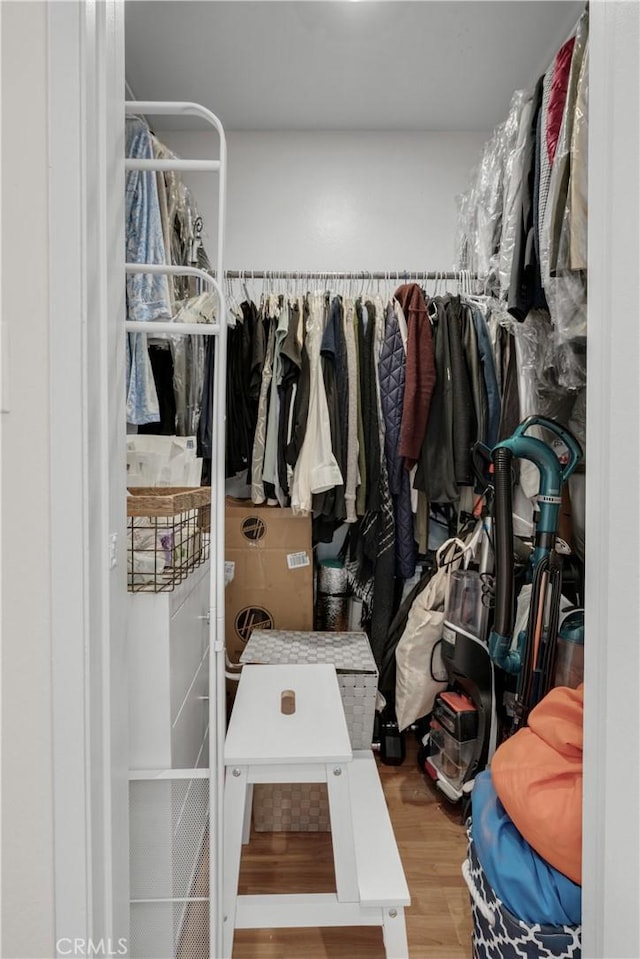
<box><xmin>515</xmin><ymin>415</ymin><xmax>583</xmax><ymax>482</ymax></box>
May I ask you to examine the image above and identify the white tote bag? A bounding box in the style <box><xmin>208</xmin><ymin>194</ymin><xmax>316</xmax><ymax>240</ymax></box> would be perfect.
<box><xmin>395</xmin><ymin>534</ymin><xmax>479</xmax><ymax>732</ymax></box>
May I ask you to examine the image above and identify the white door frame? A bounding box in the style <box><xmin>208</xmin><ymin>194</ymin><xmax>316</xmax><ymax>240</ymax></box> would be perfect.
<box><xmin>46</xmin><ymin>2</ymin><xmax>640</xmax><ymax>957</ymax></box>
<box><xmin>582</xmin><ymin>2</ymin><xmax>640</xmax><ymax>956</ymax></box>
<box><xmin>48</xmin><ymin>0</ymin><xmax>129</xmax><ymax>952</ymax></box>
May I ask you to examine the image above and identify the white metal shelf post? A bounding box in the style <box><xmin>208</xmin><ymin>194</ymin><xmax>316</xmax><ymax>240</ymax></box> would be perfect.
<box><xmin>125</xmin><ymin>100</ymin><xmax>227</xmax><ymax>959</ymax></box>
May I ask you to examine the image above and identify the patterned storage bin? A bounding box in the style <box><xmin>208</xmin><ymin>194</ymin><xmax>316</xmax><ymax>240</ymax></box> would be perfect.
<box><xmin>463</xmin><ymin>825</ymin><xmax>582</xmax><ymax>959</ymax></box>
<box><xmin>240</xmin><ymin>630</ymin><xmax>378</xmax><ymax>831</ymax></box>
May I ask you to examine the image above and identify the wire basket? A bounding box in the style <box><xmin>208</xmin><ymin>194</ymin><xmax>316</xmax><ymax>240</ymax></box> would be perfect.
<box><xmin>127</xmin><ymin>487</ymin><xmax>211</xmax><ymax>592</ymax></box>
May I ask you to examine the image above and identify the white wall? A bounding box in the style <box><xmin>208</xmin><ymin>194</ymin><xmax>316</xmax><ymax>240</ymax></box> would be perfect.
<box><xmin>1</xmin><ymin>3</ymin><xmax>56</xmax><ymax>956</ymax></box>
<box><xmin>155</xmin><ymin>129</ymin><xmax>486</xmax><ymax>272</ymax></box>
<box><xmin>2</xmin><ymin>5</ymin><xmax>129</xmax><ymax>955</ymax></box>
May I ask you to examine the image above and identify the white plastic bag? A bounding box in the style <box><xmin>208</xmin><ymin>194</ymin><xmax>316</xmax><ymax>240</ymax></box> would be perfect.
<box><xmin>395</xmin><ymin>538</ymin><xmax>471</xmax><ymax>732</ymax></box>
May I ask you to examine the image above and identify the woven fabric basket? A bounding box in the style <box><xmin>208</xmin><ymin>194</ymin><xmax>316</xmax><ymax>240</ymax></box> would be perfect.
<box><xmin>463</xmin><ymin>824</ymin><xmax>582</xmax><ymax>959</ymax></box>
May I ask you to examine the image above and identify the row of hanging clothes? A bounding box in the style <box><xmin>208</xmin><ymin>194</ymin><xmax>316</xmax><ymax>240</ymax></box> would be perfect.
<box><xmin>125</xmin><ymin>114</ymin><xmax>216</xmax><ymax>450</ymax></box>
<box><xmin>224</xmin><ymin>272</ymin><xmax>525</xmax><ymax>667</ymax></box>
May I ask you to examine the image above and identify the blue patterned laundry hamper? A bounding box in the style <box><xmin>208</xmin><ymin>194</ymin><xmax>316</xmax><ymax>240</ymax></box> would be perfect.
<box><xmin>462</xmin><ymin>826</ymin><xmax>582</xmax><ymax>959</ymax></box>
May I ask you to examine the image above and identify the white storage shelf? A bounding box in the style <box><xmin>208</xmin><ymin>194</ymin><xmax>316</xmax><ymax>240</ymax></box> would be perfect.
<box><xmin>128</xmin><ymin>560</ymin><xmax>211</xmax><ymax>959</ymax></box>
<box><xmin>128</xmin><ymin>559</ymin><xmax>210</xmax><ymax>770</ymax></box>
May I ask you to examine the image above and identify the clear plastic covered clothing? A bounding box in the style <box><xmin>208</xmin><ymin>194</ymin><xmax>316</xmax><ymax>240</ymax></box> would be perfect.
<box><xmin>170</xmin><ymin>292</ymin><xmax>214</xmax><ymax>436</ymax></box>
<box><xmin>455</xmin><ymin>91</ymin><xmax>528</xmax><ymax>290</ymax></box>
<box><xmin>542</xmin><ymin>12</ymin><xmax>589</xmax><ymax>341</ymax></box>
<box><xmin>497</xmin><ymin>91</ymin><xmax>530</xmax><ymax>295</ymax></box>
<box><xmin>489</xmin><ymin>306</ymin><xmax>585</xmax><ymax>497</ymax></box>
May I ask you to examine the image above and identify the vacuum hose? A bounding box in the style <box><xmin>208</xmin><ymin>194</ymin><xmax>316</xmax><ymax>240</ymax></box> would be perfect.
<box><xmin>488</xmin><ymin>446</ymin><xmax>521</xmax><ymax>673</ymax></box>
<box><xmin>487</xmin><ymin>416</ymin><xmax>583</xmax><ymax>676</ymax></box>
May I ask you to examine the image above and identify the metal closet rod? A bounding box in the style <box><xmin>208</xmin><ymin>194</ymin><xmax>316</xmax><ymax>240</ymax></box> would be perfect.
<box><xmin>225</xmin><ymin>270</ymin><xmax>478</xmax><ymax>280</ymax></box>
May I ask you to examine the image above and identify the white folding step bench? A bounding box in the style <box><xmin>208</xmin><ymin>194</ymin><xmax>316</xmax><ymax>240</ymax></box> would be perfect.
<box><xmin>223</xmin><ymin>663</ymin><xmax>411</xmax><ymax>959</ymax></box>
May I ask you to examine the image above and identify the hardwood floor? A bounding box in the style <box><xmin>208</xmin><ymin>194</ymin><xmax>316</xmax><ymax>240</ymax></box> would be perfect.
<box><xmin>233</xmin><ymin>737</ymin><xmax>473</xmax><ymax>959</ymax></box>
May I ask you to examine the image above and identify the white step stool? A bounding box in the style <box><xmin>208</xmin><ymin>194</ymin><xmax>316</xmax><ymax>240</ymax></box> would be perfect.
<box><xmin>223</xmin><ymin>663</ymin><xmax>411</xmax><ymax>958</ymax></box>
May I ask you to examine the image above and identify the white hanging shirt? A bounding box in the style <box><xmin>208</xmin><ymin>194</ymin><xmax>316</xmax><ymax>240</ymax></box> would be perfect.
<box><xmin>290</xmin><ymin>292</ymin><xmax>343</xmax><ymax>513</ymax></box>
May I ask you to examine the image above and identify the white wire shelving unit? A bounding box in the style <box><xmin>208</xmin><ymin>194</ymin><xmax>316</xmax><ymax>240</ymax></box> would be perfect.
<box><xmin>125</xmin><ymin>100</ymin><xmax>227</xmax><ymax>959</ymax></box>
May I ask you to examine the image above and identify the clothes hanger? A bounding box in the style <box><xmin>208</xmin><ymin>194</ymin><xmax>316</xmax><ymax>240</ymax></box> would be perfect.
<box><xmin>226</xmin><ymin>272</ymin><xmax>242</xmax><ymax>318</ymax></box>
<box><xmin>241</xmin><ymin>270</ymin><xmax>252</xmax><ymax>305</ymax></box>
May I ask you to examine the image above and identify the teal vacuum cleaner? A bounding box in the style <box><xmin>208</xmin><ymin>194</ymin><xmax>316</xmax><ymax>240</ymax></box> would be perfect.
<box><xmin>488</xmin><ymin>416</ymin><xmax>582</xmax><ymax>727</ymax></box>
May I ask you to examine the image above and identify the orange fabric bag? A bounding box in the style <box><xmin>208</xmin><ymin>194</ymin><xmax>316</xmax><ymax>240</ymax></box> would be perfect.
<box><xmin>491</xmin><ymin>684</ymin><xmax>583</xmax><ymax>884</ymax></box>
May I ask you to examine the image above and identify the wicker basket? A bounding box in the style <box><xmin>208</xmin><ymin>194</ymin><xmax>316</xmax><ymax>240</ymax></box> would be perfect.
<box><xmin>127</xmin><ymin>486</ymin><xmax>211</xmax><ymax>592</ymax></box>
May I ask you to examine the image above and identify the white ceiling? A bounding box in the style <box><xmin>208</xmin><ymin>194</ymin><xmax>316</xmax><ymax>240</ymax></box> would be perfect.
<box><xmin>125</xmin><ymin>1</ymin><xmax>584</xmax><ymax>132</ymax></box>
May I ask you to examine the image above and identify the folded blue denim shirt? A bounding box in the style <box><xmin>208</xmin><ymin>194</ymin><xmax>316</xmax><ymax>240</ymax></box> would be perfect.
<box><xmin>125</xmin><ymin>117</ymin><xmax>173</xmax><ymax>425</ymax></box>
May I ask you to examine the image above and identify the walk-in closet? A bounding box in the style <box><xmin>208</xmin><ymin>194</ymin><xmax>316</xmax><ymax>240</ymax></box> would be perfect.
<box><xmin>2</xmin><ymin>3</ymin><xmax>640</xmax><ymax>959</ymax></box>
<box><xmin>121</xmin><ymin>3</ymin><xmax>586</xmax><ymax>956</ymax></box>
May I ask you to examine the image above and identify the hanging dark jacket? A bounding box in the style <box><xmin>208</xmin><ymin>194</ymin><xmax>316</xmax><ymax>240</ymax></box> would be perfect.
<box><xmin>357</xmin><ymin>299</ymin><xmax>381</xmax><ymax>513</ymax></box>
<box><xmin>313</xmin><ymin>295</ymin><xmax>347</xmax><ymax>532</ymax></box>
<box><xmin>508</xmin><ymin>75</ymin><xmax>548</xmax><ymax>321</ymax></box>
<box><xmin>415</xmin><ymin>297</ymin><xmax>458</xmax><ymax>503</ymax></box>
<box><xmin>447</xmin><ymin>296</ymin><xmax>477</xmax><ymax>487</ymax></box>
<box><xmin>378</xmin><ymin>302</ymin><xmax>416</xmax><ymax>580</ymax></box>
<box><xmin>225</xmin><ymin>300</ymin><xmax>257</xmax><ymax>475</ymax></box>
<box><xmin>471</xmin><ymin>306</ymin><xmax>501</xmax><ymax>450</ymax></box>
<box><xmin>285</xmin><ymin>298</ymin><xmax>311</xmax><ymax>471</ymax></box>
<box><xmin>497</xmin><ymin>325</ymin><xmax>522</xmax><ymax>444</ymax></box>
<box><xmin>277</xmin><ymin>299</ymin><xmax>303</xmax><ymax>497</ymax></box>
<box><xmin>395</xmin><ymin>284</ymin><xmax>436</xmax><ymax>469</ymax></box>
<box><xmin>461</xmin><ymin>303</ymin><xmax>489</xmax><ymax>450</ymax></box>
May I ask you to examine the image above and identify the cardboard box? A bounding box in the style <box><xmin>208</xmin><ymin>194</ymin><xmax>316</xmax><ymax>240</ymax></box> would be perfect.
<box><xmin>224</xmin><ymin>500</ymin><xmax>314</xmax><ymax>668</ymax></box>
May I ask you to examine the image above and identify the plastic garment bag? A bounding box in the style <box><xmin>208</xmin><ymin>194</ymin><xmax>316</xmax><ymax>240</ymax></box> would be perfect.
<box><xmin>455</xmin><ymin>91</ymin><xmax>528</xmax><ymax>287</ymax></box>
<box><xmin>455</xmin><ymin>186</ymin><xmax>475</xmax><ymax>272</ymax></box>
<box><xmin>475</xmin><ymin>124</ymin><xmax>507</xmax><ymax>279</ymax></box>
<box><xmin>497</xmin><ymin>91</ymin><xmax>530</xmax><ymax>295</ymax></box>
<box><xmin>542</xmin><ymin>12</ymin><xmax>589</xmax><ymax>342</ymax></box>
<box><xmin>170</xmin><ymin>292</ymin><xmax>213</xmax><ymax>436</ymax></box>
